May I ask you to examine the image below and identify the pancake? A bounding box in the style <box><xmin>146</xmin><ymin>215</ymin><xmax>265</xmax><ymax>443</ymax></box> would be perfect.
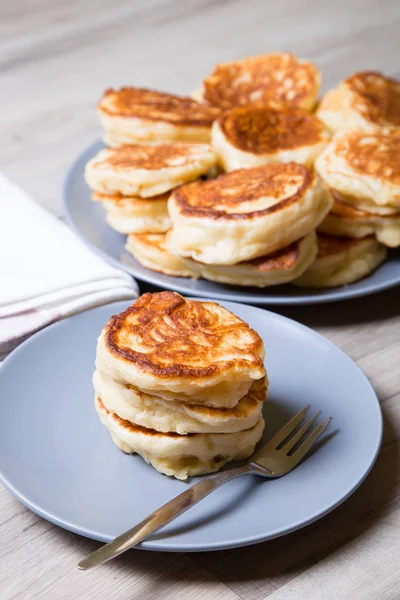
<box><xmin>93</xmin><ymin>370</ymin><xmax>267</xmax><ymax>434</ymax></box>
<box><xmin>167</xmin><ymin>163</ymin><xmax>332</xmax><ymax>265</ymax></box>
<box><xmin>316</xmin><ymin>130</ymin><xmax>400</xmax><ymax>210</ymax></box>
<box><xmin>95</xmin><ymin>396</ymin><xmax>265</xmax><ymax>479</ymax></box>
<box><xmin>212</xmin><ymin>104</ymin><xmax>330</xmax><ymax>171</ymax></box>
<box><xmin>319</xmin><ymin>190</ymin><xmax>400</xmax><ymax>248</ymax></box>
<box><xmin>125</xmin><ymin>231</ymin><xmax>201</xmax><ymax>278</ymax></box>
<box><xmin>85</xmin><ymin>143</ymin><xmax>216</xmax><ymax>198</ymax></box>
<box><xmin>98</xmin><ymin>87</ymin><xmax>221</xmax><ymax>145</ymax></box>
<box><xmin>92</xmin><ymin>191</ymin><xmax>170</xmax><ymax>234</ymax></box>
<box><xmin>193</xmin><ymin>52</ymin><xmax>320</xmax><ymax>111</ymax></box>
<box><xmin>96</xmin><ymin>292</ymin><xmax>266</xmax><ymax>408</ymax></box>
<box><xmin>317</xmin><ymin>71</ymin><xmax>400</xmax><ymax>133</ymax></box>
<box><xmin>126</xmin><ymin>230</ymin><xmax>318</xmax><ymax>287</ymax></box>
<box><xmin>293</xmin><ymin>234</ymin><xmax>387</xmax><ymax>288</ymax></box>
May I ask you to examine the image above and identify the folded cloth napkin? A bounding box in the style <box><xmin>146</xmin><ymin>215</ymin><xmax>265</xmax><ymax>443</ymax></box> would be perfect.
<box><xmin>0</xmin><ymin>173</ymin><xmax>139</xmax><ymax>359</ymax></box>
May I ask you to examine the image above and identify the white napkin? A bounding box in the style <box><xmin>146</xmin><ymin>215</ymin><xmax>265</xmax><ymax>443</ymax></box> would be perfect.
<box><xmin>0</xmin><ymin>174</ymin><xmax>139</xmax><ymax>358</ymax></box>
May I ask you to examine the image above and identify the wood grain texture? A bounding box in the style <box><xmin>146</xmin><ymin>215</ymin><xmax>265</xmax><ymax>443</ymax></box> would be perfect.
<box><xmin>0</xmin><ymin>1</ymin><xmax>399</xmax><ymax>598</ymax></box>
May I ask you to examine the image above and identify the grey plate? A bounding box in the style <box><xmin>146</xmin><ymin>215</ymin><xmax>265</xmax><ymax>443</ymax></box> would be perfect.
<box><xmin>0</xmin><ymin>300</ymin><xmax>382</xmax><ymax>552</ymax></box>
<box><xmin>64</xmin><ymin>140</ymin><xmax>400</xmax><ymax>305</ymax></box>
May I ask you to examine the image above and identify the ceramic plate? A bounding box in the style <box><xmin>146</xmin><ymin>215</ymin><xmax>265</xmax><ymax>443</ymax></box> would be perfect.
<box><xmin>63</xmin><ymin>140</ymin><xmax>400</xmax><ymax>305</ymax></box>
<box><xmin>0</xmin><ymin>300</ymin><xmax>382</xmax><ymax>551</ymax></box>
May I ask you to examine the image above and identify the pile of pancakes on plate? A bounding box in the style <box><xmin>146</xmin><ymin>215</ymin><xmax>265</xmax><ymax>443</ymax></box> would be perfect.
<box><xmin>93</xmin><ymin>291</ymin><xmax>267</xmax><ymax>479</ymax></box>
<box><xmin>85</xmin><ymin>53</ymin><xmax>400</xmax><ymax>288</ymax></box>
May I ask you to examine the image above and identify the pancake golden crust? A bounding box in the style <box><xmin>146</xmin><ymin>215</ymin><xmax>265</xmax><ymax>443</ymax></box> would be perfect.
<box><xmin>197</xmin><ymin>53</ymin><xmax>320</xmax><ymax>111</ymax></box>
<box><xmin>345</xmin><ymin>71</ymin><xmax>400</xmax><ymax>128</ymax></box>
<box><xmin>171</xmin><ymin>163</ymin><xmax>313</xmax><ymax>219</ymax></box>
<box><xmin>104</xmin><ymin>292</ymin><xmax>264</xmax><ymax>378</ymax></box>
<box><xmin>96</xmin><ymin>292</ymin><xmax>265</xmax><ymax>406</ymax></box>
<box><xmin>317</xmin><ymin>71</ymin><xmax>400</xmax><ymax>133</ymax></box>
<box><xmin>99</xmin><ymin>87</ymin><xmax>220</xmax><ymax>126</ymax></box>
<box><xmin>212</xmin><ymin>104</ymin><xmax>330</xmax><ymax>170</ymax></box>
<box><xmin>316</xmin><ymin>131</ymin><xmax>400</xmax><ymax>209</ymax></box>
<box><xmin>126</xmin><ymin>230</ymin><xmax>318</xmax><ymax>286</ymax></box>
<box><xmin>334</xmin><ymin>131</ymin><xmax>400</xmax><ymax>184</ymax></box>
<box><xmin>293</xmin><ymin>233</ymin><xmax>387</xmax><ymax>288</ymax></box>
<box><xmin>85</xmin><ymin>143</ymin><xmax>216</xmax><ymax>197</ymax></box>
<box><xmin>167</xmin><ymin>163</ymin><xmax>331</xmax><ymax>264</ymax></box>
<box><xmin>93</xmin><ymin>144</ymin><xmax>211</xmax><ymax>171</ymax></box>
<box><xmin>217</xmin><ymin>105</ymin><xmax>328</xmax><ymax>153</ymax></box>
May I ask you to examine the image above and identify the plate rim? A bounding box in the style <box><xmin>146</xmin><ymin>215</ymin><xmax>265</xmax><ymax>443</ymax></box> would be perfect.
<box><xmin>63</xmin><ymin>139</ymin><xmax>400</xmax><ymax>306</ymax></box>
<box><xmin>0</xmin><ymin>300</ymin><xmax>383</xmax><ymax>552</ymax></box>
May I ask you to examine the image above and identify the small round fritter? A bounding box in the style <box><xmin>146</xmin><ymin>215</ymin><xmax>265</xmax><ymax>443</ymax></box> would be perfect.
<box><xmin>193</xmin><ymin>52</ymin><xmax>320</xmax><ymax>111</ymax></box>
<box><xmin>293</xmin><ymin>233</ymin><xmax>387</xmax><ymax>288</ymax></box>
<box><xmin>316</xmin><ymin>130</ymin><xmax>400</xmax><ymax>210</ymax></box>
<box><xmin>85</xmin><ymin>143</ymin><xmax>216</xmax><ymax>197</ymax></box>
<box><xmin>317</xmin><ymin>71</ymin><xmax>400</xmax><ymax>134</ymax></box>
<box><xmin>212</xmin><ymin>104</ymin><xmax>330</xmax><ymax>170</ymax></box>
<box><xmin>167</xmin><ymin>163</ymin><xmax>331</xmax><ymax>264</ymax></box>
<box><xmin>98</xmin><ymin>87</ymin><xmax>221</xmax><ymax>145</ymax></box>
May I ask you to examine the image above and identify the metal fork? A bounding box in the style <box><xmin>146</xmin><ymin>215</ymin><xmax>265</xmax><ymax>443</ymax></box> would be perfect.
<box><xmin>79</xmin><ymin>405</ymin><xmax>331</xmax><ymax>570</ymax></box>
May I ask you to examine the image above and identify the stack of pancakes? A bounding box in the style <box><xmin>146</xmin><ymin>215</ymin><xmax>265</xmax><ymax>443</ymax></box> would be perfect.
<box><xmin>86</xmin><ymin>54</ymin><xmax>400</xmax><ymax>288</ymax></box>
<box><xmin>296</xmin><ymin>129</ymin><xmax>400</xmax><ymax>288</ymax></box>
<box><xmin>145</xmin><ymin>162</ymin><xmax>331</xmax><ymax>287</ymax></box>
<box><xmin>93</xmin><ymin>292</ymin><xmax>267</xmax><ymax>479</ymax></box>
<box><xmin>294</xmin><ymin>72</ymin><xmax>400</xmax><ymax>287</ymax></box>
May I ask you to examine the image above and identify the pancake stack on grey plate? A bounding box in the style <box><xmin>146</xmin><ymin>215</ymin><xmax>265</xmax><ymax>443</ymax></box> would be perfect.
<box><xmin>85</xmin><ymin>54</ymin><xmax>400</xmax><ymax>289</ymax></box>
<box><xmin>93</xmin><ymin>291</ymin><xmax>268</xmax><ymax>480</ymax></box>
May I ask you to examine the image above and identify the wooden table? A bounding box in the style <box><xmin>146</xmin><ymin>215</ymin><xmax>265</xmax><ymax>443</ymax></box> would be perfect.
<box><xmin>1</xmin><ymin>1</ymin><xmax>400</xmax><ymax>598</ymax></box>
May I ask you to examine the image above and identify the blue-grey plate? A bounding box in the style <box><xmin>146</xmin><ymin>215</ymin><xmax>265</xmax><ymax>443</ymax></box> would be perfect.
<box><xmin>64</xmin><ymin>140</ymin><xmax>400</xmax><ymax>305</ymax></box>
<box><xmin>0</xmin><ymin>300</ymin><xmax>382</xmax><ymax>551</ymax></box>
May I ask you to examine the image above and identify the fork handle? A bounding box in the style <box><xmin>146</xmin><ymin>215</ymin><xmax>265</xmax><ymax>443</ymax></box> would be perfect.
<box><xmin>79</xmin><ymin>464</ymin><xmax>251</xmax><ymax>569</ymax></box>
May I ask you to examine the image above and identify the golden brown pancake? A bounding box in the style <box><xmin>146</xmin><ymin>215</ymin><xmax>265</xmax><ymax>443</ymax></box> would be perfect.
<box><xmin>96</xmin><ymin>292</ymin><xmax>265</xmax><ymax>407</ymax></box>
<box><xmin>93</xmin><ymin>144</ymin><xmax>210</xmax><ymax>171</ymax></box>
<box><xmin>85</xmin><ymin>143</ymin><xmax>216</xmax><ymax>197</ymax></box>
<box><xmin>98</xmin><ymin>87</ymin><xmax>221</xmax><ymax>145</ymax></box>
<box><xmin>126</xmin><ymin>230</ymin><xmax>318</xmax><ymax>286</ymax></box>
<box><xmin>93</xmin><ymin>370</ymin><xmax>267</xmax><ymax>434</ymax></box>
<box><xmin>212</xmin><ymin>104</ymin><xmax>330</xmax><ymax>169</ymax></box>
<box><xmin>195</xmin><ymin>53</ymin><xmax>320</xmax><ymax>110</ymax></box>
<box><xmin>293</xmin><ymin>233</ymin><xmax>387</xmax><ymax>288</ymax></box>
<box><xmin>336</xmin><ymin>131</ymin><xmax>400</xmax><ymax>183</ymax></box>
<box><xmin>315</xmin><ymin>130</ymin><xmax>400</xmax><ymax>210</ymax></box>
<box><xmin>317</xmin><ymin>71</ymin><xmax>400</xmax><ymax>133</ymax></box>
<box><xmin>92</xmin><ymin>191</ymin><xmax>170</xmax><ymax>234</ymax></box>
<box><xmin>344</xmin><ymin>71</ymin><xmax>400</xmax><ymax>128</ymax></box>
<box><xmin>99</xmin><ymin>87</ymin><xmax>220</xmax><ymax>126</ymax></box>
<box><xmin>218</xmin><ymin>104</ymin><xmax>327</xmax><ymax>153</ymax></box>
<box><xmin>167</xmin><ymin>163</ymin><xmax>331</xmax><ymax>264</ymax></box>
<box><xmin>170</xmin><ymin>162</ymin><xmax>314</xmax><ymax>219</ymax></box>
<box><xmin>316</xmin><ymin>233</ymin><xmax>362</xmax><ymax>257</ymax></box>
